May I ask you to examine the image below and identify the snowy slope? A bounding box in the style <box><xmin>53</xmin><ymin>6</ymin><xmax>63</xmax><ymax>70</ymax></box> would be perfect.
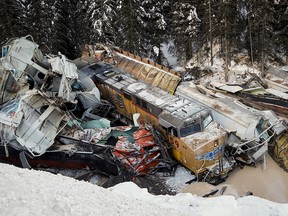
<box><xmin>1</xmin><ymin>163</ymin><xmax>287</xmax><ymax>216</ymax></box>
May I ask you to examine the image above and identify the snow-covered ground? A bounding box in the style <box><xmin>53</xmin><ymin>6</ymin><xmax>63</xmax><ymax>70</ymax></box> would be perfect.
<box><xmin>1</xmin><ymin>40</ymin><xmax>287</xmax><ymax>215</ymax></box>
<box><xmin>1</xmin><ymin>163</ymin><xmax>288</xmax><ymax>216</ymax></box>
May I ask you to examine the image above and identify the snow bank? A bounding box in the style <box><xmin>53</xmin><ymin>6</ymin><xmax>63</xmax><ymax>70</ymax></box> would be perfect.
<box><xmin>1</xmin><ymin>163</ymin><xmax>288</xmax><ymax>216</ymax></box>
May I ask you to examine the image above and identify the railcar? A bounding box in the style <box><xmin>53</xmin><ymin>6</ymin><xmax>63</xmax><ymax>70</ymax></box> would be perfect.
<box><xmin>81</xmin><ymin>62</ymin><xmax>231</xmax><ymax>183</ymax></box>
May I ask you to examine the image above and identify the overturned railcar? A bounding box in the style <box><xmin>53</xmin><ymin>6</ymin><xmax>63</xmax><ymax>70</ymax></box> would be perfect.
<box><xmin>83</xmin><ymin>44</ymin><xmax>288</xmax><ymax>173</ymax></box>
<box><xmin>81</xmin><ymin>62</ymin><xmax>233</xmax><ymax>183</ymax></box>
<box><xmin>176</xmin><ymin>82</ymin><xmax>287</xmax><ymax>166</ymax></box>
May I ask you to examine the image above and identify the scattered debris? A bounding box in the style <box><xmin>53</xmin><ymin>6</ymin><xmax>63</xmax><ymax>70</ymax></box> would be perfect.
<box><xmin>264</xmin><ymin>66</ymin><xmax>288</xmax><ymax>92</ymax></box>
<box><xmin>203</xmin><ymin>188</ymin><xmax>219</xmax><ymax>198</ymax></box>
<box><xmin>0</xmin><ymin>36</ymin><xmax>174</xmax><ymax>188</ymax></box>
<box><xmin>1</xmin><ymin>36</ymin><xmax>288</xmax><ymax>195</ymax></box>
<box><xmin>176</xmin><ymin>82</ymin><xmax>287</xmax><ymax>168</ymax></box>
<box><xmin>83</xmin><ymin>44</ymin><xmax>288</xmax><ymax>179</ymax></box>
<box><xmin>244</xmin><ymin>191</ymin><xmax>254</xmax><ymax>196</ymax></box>
<box><xmin>78</xmin><ymin>60</ymin><xmax>233</xmax><ymax>184</ymax></box>
<box><xmin>219</xmin><ymin>186</ymin><xmax>227</xmax><ymax>195</ymax></box>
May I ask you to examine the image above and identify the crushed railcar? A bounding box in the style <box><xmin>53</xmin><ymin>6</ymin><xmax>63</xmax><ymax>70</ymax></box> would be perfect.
<box><xmin>176</xmin><ymin>82</ymin><xmax>287</xmax><ymax>166</ymax></box>
<box><xmin>0</xmin><ymin>36</ymin><xmax>174</xmax><ymax>181</ymax></box>
<box><xmin>79</xmin><ymin>61</ymin><xmax>234</xmax><ymax>184</ymax></box>
<box><xmin>83</xmin><ymin>44</ymin><xmax>288</xmax><ymax>172</ymax></box>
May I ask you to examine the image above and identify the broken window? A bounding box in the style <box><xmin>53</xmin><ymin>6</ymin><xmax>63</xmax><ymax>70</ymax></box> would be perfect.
<box><xmin>148</xmin><ymin>104</ymin><xmax>162</xmax><ymax>116</ymax></box>
<box><xmin>142</xmin><ymin>101</ymin><xmax>148</xmax><ymax>110</ymax></box>
<box><xmin>123</xmin><ymin>91</ymin><xmax>131</xmax><ymax>100</ymax></box>
<box><xmin>135</xmin><ymin>97</ymin><xmax>141</xmax><ymax>106</ymax></box>
<box><xmin>203</xmin><ymin>114</ymin><xmax>213</xmax><ymax>129</ymax></box>
<box><xmin>5</xmin><ymin>72</ymin><xmax>20</xmax><ymax>93</ymax></box>
<box><xmin>168</xmin><ymin>127</ymin><xmax>178</xmax><ymax>137</ymax></box>
<box><xmin>180</xmin><ymin>124</ymin><xmax>201</xmax><ymax>137</ymax></box>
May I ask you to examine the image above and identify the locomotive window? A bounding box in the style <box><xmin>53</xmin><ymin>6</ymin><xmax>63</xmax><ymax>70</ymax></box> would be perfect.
<box><xmin>135</xmin><ymin>97</ymin><xmax>141</xmax><ymax>106</ymax></box>
<box><xmin>134</xmin><ymin>96</ymin><xmax>151</xmax><ymax>112</ymax></box>
<box><xmin>148</xmin><ymin>104</ymin><xmax>162</xmax><ymax>116</ymax></box>
<box><xmin>180</xmin><ymin>124</ymin><xmax>201</xmax><ymax>137</ymax></box>
<box><xmin>203</xmin><ymin>114</ymin><xmax>213</xmax><ymax>128</ymax></box>
<box><xmin>168</xmin><ymin>127</ymin><xmax>178</xmax><ymax>137</ymax></box>
<box><xmin>142</xmin><ymin>101</ymin><xmax>148</xmax><ymax>110</ymax></box>
<box><xmin>123</xmin><ymin>91</ymin><xmax>131</xmax><ymax>100</ymax></box>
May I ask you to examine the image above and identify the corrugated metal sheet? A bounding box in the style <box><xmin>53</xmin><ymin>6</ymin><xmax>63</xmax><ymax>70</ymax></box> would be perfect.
<box><xmin>83</xmin><ymin>44</ymin><xmax>181</xmax><ymax>93</ymax></box>
<box><xmin>210</xmin><ymin>82</ymin><xmax>243</xmax><ymax>93</ymax></box>
<box><xmin>114</xmin><ymin>53</ymin><xmax>181</xmax><ymax>94</ymax></box>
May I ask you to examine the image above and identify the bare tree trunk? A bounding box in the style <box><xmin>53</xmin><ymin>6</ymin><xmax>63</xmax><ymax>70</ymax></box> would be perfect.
<box><xmin>248</xmin><ymin>1</ymin><xmax>254</xmax><ymax>73</ymax></box>
<box><xmin>209</xmin><ymin>0</ymin><xmax>213</xmax><ymax>66</ymax></box>
<box><xmin>260</xmin><ymin>1</ymin><xmax>265</xmax><ymax>78</ymax></box>
<box><xmin>261</xmin><ymin>23</ymin><xmax>265</xmax><ymax>77</ymax></box>
<box><xmin>224</xmin><ymin>5</ymin><xmax>229</xmax><ymax>82</ymax></box>
<box><xmin>185</xmin><ymin>40</ymin><xmax>192</xmax><ymax>61</ymax></box>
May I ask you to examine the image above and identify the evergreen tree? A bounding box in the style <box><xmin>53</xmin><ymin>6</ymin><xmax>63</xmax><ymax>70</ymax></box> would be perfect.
<box><xmin>24</xmin><ymin>0</ymin><xmax>56</xmax><ymax>49</ymax></box>
<box><xmin>244</xmin><ymin>0</ymin><xmax>279</xmax><ymax>67</ymax></box>
<box><xmin>137</xmin><ymin>0</ymin><xmax>168</xmax><ymax>61</ymax></box>
<box><xmin>76</xmin><ymin>0</ymin><xmax>92</xmax><ymax>45</ymax></box>
<box><xmin>84</xmin><ymin>0</ymin><xmax>118</xmax><ymax>45</ymax></box>
<box><xmin>269</xmin><ymin>0</ymin><xmax>288</xmax><ymax>64</ymax></box>
<box><xmin>52</xmin><ymin>0</ymin><xmax>81</xmax><ymax>59</ymax></box>
<box><xmin>114</xmin><ymin>0</ymin><xmax>145</xmax><ymax>55</ymax></box>
<box><xmin>171</xmin><ymin>0</ymin><xmax>201</xmax><ymax>62</ymax></box>
<box><xmin>1</xmin><ymin>0</ymin><xmax>287</xmax><ymax>67</ymax></box>
<box><xmin>0</xmin><ymin>0</ymin><xmax>25</xmax><ymax>43</ymax></box>
<box><xmin>216</xmin><ymin>0</ymin><xmax>245</xmax><ymax>79</ymax></box>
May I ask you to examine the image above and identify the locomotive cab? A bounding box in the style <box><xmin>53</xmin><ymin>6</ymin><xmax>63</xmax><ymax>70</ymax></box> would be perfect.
<box><xmin>158</xmin><ymin>103</ymin><xmax>214</xmax><ymax>138</ymax></box>
<box><xmin>179</xmin><ymin>112</ymin><xmax>213</xmax><ymax>138</ymax></box>
<box><xmin>158</xmin><ymin>107</ymin><xmax>228</xmax><ymax>180</ymax></box>
<box><xmin>80</xmin><ymin>61</ymin><xmax>231</xmax><ymax>183</ymax></box>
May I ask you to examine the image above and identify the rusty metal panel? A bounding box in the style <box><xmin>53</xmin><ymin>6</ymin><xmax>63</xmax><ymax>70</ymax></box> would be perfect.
<box><xmin>130</xmin><ymin>63</ymin><xmax>145</xmax><ymax>79</ymax></box>
<box><xmin>151</xmin><ymin>69</ymin><xmax>165</xmax><ymax>87</ymax></box>
<box><xmin>123</xmin><ymin>60</ymin><xmax>138</xmax><ymax>74</ymax></box>
<box><xmin>137</xmin><ymin>65</ymin><xmax>151</xmax><ymax>81</ymax></box>
<box><xmin>158</xmin><ymin>73</ymin><xmax>181</xmax><ymax>94</ymax></box>
<box><xmin>116</xmin><ymin>57</ymin><xmax>130</xmax><ymax>71</ymax></box>
<box><xmin>114</xmin><ymin>53</ymin><xmax>181</xmax><ymax>93</ymax></box>
<box><xmin>271</xmin><ymin>133</ymin><xmax>288</xmax><ymax>172</ymax></box>
<box><xmin>210</xmin><ymin>81</ymin><xmax>243</xmax><ymax>93</ymax></box>
<box><xmin>144</xmin><ymin>68</ymin><xmax>159</xmax><ymax>84</ymax></box>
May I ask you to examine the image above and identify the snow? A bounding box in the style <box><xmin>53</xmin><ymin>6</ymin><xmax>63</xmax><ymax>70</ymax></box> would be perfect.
<box><xmin>163</xmin><ymin>166</ymin><xmax>196</xmax><ymax>192</ymax></box>
<box><xmin>153</xmin><ymin>46</ymin><xmax>159</xmax><ymax>56</ymax></box>
<box><xmin>126</xmin><ymin>82</ymin><xmax>147</xmax><ymax>93</ymax></box>
<box><xmin>1</xmin><ymin>163</ymin><xmax>288</xmax><ymax>216</ymax></box>
<box><xmin>185</xmin><ymin>44</ymin><xmax>263</xmax><ymax>85</ymax></box>
<box><xmin>1</xmin><ymin>37</ymin><xmax>288</xmax><ymax>215</ymax></box>
<box><xmin>187</xmin><ymin>6</ymin><xmax>201</xmax><ymax>22</ymax></box>
<box><xmin>160</xmin><ymin>41</ymin><xmax>178</xmax><ymax>68</ymax></box>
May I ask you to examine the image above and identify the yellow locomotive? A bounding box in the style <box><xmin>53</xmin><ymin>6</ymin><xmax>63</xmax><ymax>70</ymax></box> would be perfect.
<box><xmin>81</xmin><ymin>62</ymin><xmax>230</xmax><ymax>183</ymax></box>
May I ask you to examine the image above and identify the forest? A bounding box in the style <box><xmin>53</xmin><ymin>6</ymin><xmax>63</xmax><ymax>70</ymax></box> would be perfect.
<box><xmin>0</xmin><ymin>0</ymin><xmax>287</xmax><ymax>70</ymax></box>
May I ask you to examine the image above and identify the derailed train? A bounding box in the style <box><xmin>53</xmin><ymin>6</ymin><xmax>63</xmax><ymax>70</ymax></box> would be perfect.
<box><xmin>0</xmin><ymin>36</ymin><xmax>174</xmax><ymax>180</ymax></box>
<box><xmin>84</xmin><ymin>45</ymin><xmax>288</xmax><ymax>174</ymax></box>
<box><xmin>80</xmin><ymin>62</ymin><xmax>234</xmax><ymax>183</ymax></box>
<box><xmin>0</xmin><ymin>36</ymin><xmax>232</xmax><ymax>184</ymax></box>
